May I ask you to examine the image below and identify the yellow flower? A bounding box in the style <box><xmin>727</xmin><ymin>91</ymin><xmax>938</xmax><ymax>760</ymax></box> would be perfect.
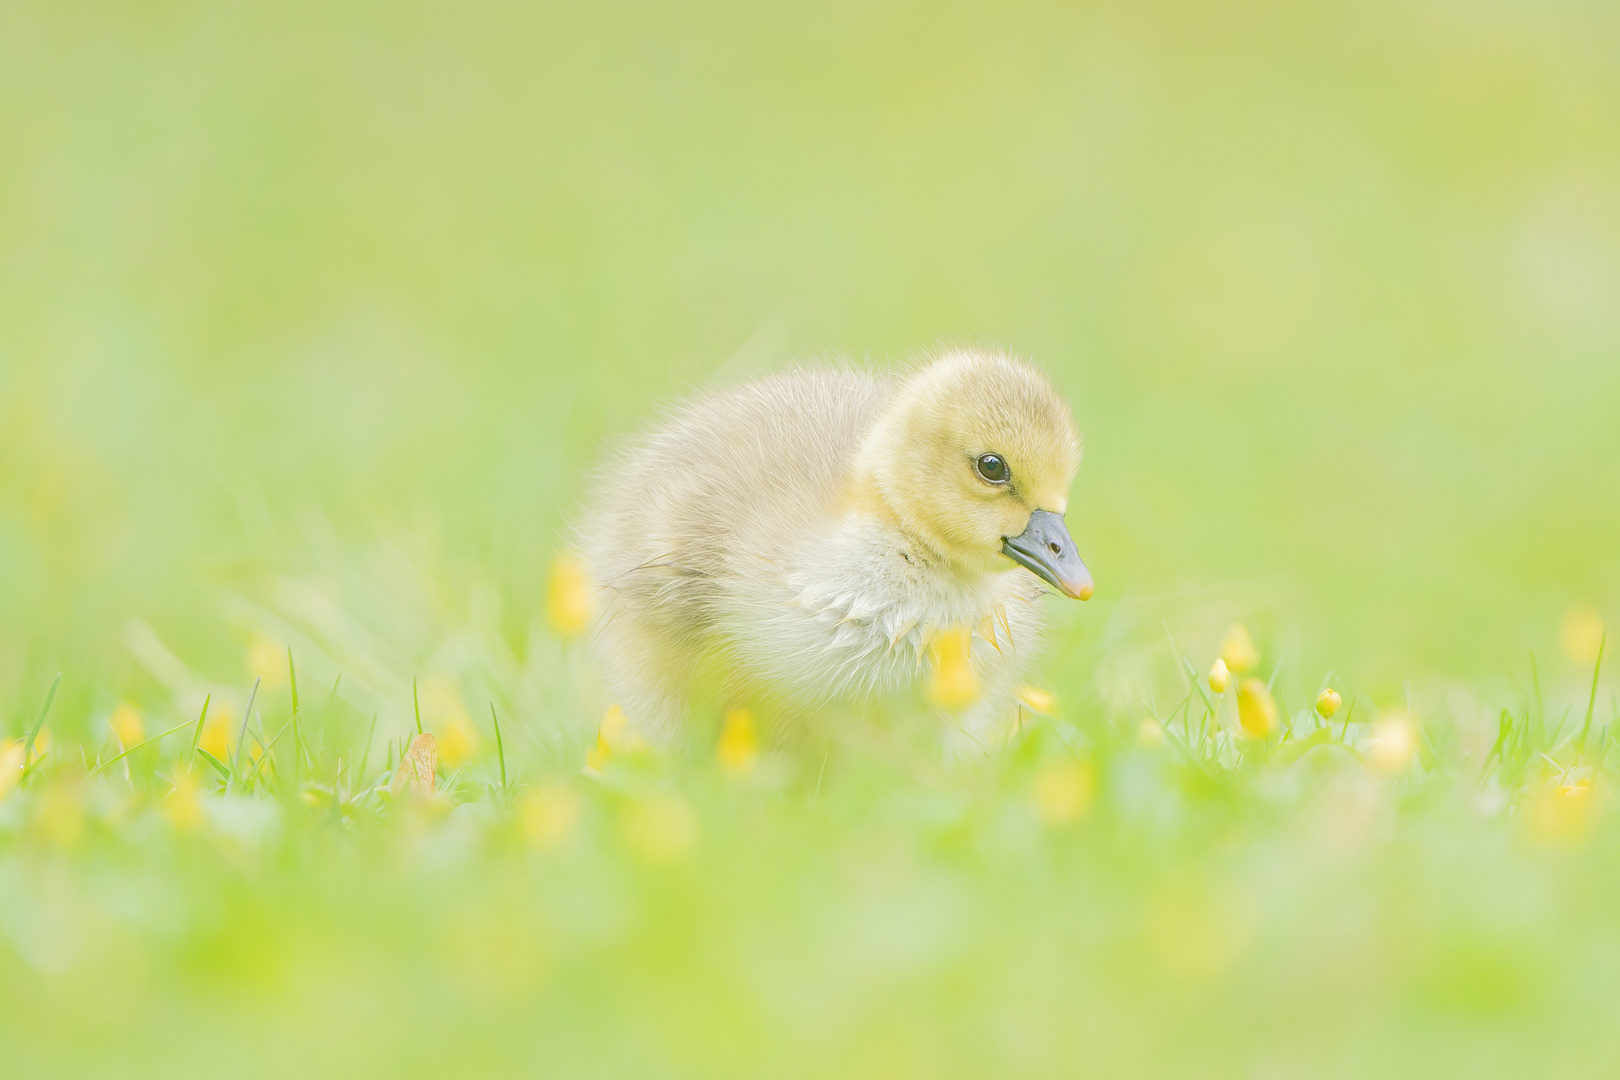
<box><xmin>716</xmin><ymin>706</ymin><xmax>759</xmax><ymax>776</ymax></box>
<box><xmin>585</xmin><ymin>704</ymin><xmax>643</xmax><ymax>771</ymax></box>
<box><xmin>547</xmin><ymin>552</ymin><xmax>593</xmax><ymax>637</ymax></box>
<box><xmin>1236</xmin><ymin>679</ymin><xmax>1277</xmax><ymax>738</ymax></box>
<box><xmin>244</xmin><ymin>744</ymin><xmax>274</xmax><ymax>783</ymax></box>
<box><xmin>622</xmin><ymin>795</ymin><xmax>698</xmax><ymax>863</ymax></box>
<box><xmin>1561</xmin><ymin>606</ymin><xmax>1606</xmax><ymax>668</ymax></box>
<box><xmin>438</xmin><ymin>713</ymin><xmax>480</xmax><ymax>767</ymax></box>
<box><xmin>0</xmin><ymin>739</ymin><xmax>24</xmax><ymax>800</ymax></box>
<box><xmin>928</xmin><ymin>626</ymin><xmax>979</xmax><ymax>710</ymax></box>
<box><xmin>1529</xmin><ymin>778</ymin><xmax>1593</xmax><ymax>846</ymax></box>
<box><xmin>199</xmin><ymin>708</ymin><xmax>233</xmax><ymax>762</ymax></box>
<box><xmin>417</xmin><ymin>676</ymin><xmax>477</xmax><ymax>766</ymax></box>
<box><xmin>1030</xmin><ymin>758</ymin><xmax>1095</xmax><ymax>825</ymax></box>
<box><xmin>1016</xmin><ymin>685</ymin><xmax>1057</xmax><ymax>716</ymax></box>
<box><xmin>1207</xmin><ymin>658</ymin><xmax>1230</xmax><ymax>695</ymax></box>
<box><xmin>109</xmin><ymin>704</ymin><xmax>145</xmax><ymax>748</ymax></box>
<box><xmin>165</xmin><ymin>766</ymin><xmax>204</xmax><ymax>831</ymax></box>
<box><xmin>599</xmin><ymin>704</ymin><xmax>631</xmax><ymax>749</ymax></box>
<box><xmin>1315</xmin><ymin>688</ymin><xmax>1342</xmax><ymax>719</ymax></box>
<box><xmin>1220</xmin><ymin>624</ymin><xmax>1259</xmax><ymax>675</ymax></box>
<box><xmin>518</xmin><ymin>784</ymin><xmax>582</xmax><ymax>849</ymax></box>
<box><xmin>28</xmin><ymin>729</ymin><xmax>52</xmax><ymax>762</ymax></box>
<box><xmin>246</xmin><ymin>638</ymin><xmax>285</xmax><ymax>686</ymax></box>
<box><xmin>1367</xmin><ymin>714</ymin><xmax>1413</xmax><ymax>774</ymax></box>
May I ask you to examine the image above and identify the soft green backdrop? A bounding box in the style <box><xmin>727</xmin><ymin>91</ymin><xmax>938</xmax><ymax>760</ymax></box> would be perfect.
<box><xmin>6</xmin><ymin>0</ymin><xmax>1618</xmax><ymax>733</ymax></box>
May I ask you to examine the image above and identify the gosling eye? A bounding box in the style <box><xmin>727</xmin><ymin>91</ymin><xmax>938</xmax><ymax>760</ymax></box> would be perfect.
<box><xmin>974</xmin><ymin>453</ymin><xmax>1010</xmax><ymax>484</ymax></box>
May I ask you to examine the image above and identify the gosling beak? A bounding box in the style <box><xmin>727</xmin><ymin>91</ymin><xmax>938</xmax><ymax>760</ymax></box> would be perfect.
<box><xmin>1002</xmin><ymin>510</ymin><xmax>1094</xmax><ymax>600</ymax></box>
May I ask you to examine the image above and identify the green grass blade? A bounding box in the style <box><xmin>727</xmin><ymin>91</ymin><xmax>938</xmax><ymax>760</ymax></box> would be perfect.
<box><xmin>226</xmin><ymin>678</ymin><xmax>261</xmax><ymax>794</ymax></box>
<box><xmin>490</xmin><ymin>702</ymin><xmax>507</xmax><ymax>794</ymax></box>
<box><xmin>240</xmin><ymin>716</ymin><xmax>297</xmax><ymax>788</ymax></box>
<box><xmin>316</xmin><ymin>674</ymin><xmax>341</xmax><ymax>762</ymax></box>
<box><xmin>1162</xmin><ymin>623</ymin><xmax>1217</xmax><ymax>718</ymax></box>
<box><xmin>24</xmin><ymin>673</ymin><xmax>62</xmax><ymax>769</ymax></box>
<box><xmin>358</xmin><ymin>713</ymin><xmax>377</xmax><ymax>784</ymax></box>
<box><xmin>1577</xmin><ymin>631</ymin><xmax>1607</xmax><ymax>759</ymax></box>
<box><xmin>88</xmin><ymin>717</ymin><xmax>198</xmax><ymax>777</ymax></box>
<box><xmin>287</xmin><ymin>646</ymin><xmax>299</xmax><ymax>713</ymax></box>
<box><xmin>288</xmin><ymin>647</ymin><xmax>306</xmax><ymax>776</ymax></box>
<box><xmin>413</xmin><ymin>676</ymin><xmax>423</xmax><ymax>736</ymax></box>
<box><xmin>1476</xmin><ymin>709</ymin><xmax>1513</xmax><ymax>785</ymax></box>
<box><xmin>196</xmin><ymin>747</ymin><xmax>231</xmax><ymax>780</ymax></box>
<box><xmin>189</xmin><ymin>694</ymin><xmax>211</xmax><ymax>759</ymax></box>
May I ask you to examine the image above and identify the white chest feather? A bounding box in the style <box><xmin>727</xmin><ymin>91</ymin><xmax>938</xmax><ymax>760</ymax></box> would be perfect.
<box><xmin>719</xmin><ymin>516</ymin><xmax>1044</xmax><ymax>703</ymax></box>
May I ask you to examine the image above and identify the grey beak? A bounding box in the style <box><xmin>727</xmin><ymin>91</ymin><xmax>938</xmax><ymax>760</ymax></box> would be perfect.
<box><xmin>1002</xmin><ymin>510</ymin><xmax>1094</xmax><ymax>600</ymax></box>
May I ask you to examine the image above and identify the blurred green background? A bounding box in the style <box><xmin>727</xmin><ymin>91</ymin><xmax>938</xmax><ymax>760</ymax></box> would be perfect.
<box><xmin>5</xmin><ymin>0</ymin><xmax>1618</xmax><ymax>721</ymax></box>
<box><xmin>5</xmin><ymin>3</ymin><xmax>1620</xmax><ymax>1077</ymax></box>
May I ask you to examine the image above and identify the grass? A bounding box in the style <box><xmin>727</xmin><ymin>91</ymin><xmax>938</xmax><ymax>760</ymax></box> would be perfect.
<box><xmin>0</xmin><ymin>603</ymin><xmax>1614</xmax><ymax>1078</ymax></box>
<box><xmin>3</xmin><ymin>0</ymin><xmax>1620</xmax><ymax>1075</ymax></box>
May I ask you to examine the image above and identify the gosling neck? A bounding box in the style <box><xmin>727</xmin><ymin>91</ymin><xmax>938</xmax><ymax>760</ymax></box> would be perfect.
<box><xmin>845</xmin><ymin>472</ymin><xmax>988</xmax><ymax>586</ymax></box>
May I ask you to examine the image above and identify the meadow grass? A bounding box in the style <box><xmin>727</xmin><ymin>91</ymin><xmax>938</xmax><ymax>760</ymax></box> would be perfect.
<box><xmin>0</xmin><ymin>584</ymin><xmax>1615</xmax><ymax>1077</ymax></box>
<box><xmin>4</xmin><ymin>0</ymin><xmax>1620</xmax><ymax>1075</ymax></box>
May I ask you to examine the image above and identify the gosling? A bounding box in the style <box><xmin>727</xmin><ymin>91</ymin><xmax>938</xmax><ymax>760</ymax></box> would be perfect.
<box><xmin>576</xmin><ymin>347</ymin><xmax>1092</xmax><ymax>748</ymax></box>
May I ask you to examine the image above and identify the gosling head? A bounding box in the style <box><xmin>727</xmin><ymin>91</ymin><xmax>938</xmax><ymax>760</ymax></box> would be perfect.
<box><xmin>856</xmin><ymin>349</ymin><xmax>1093</xmax><ymax>600</ymax></box>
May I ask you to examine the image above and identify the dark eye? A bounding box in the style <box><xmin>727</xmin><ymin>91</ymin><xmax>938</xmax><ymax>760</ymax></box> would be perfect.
<box><xmin>975</xmin><ymin>453</ymin><xmax>1009</xmax><ymax>484</ymax></box>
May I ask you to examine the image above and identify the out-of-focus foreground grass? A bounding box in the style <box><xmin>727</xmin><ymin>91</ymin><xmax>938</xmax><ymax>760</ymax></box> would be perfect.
<box><xmin>3</xmin><ymin>0</ymin><xmax>1619</xmax><ymax>1075</ymax></box>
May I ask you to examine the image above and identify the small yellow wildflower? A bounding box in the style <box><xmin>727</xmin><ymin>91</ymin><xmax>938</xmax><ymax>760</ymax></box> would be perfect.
<box><xmin>246</xmin><ymin>638</ymin><xmax>285</xmax><ymax>686</ymax></box>
<box><xmin>585</xmin><ymin>704</ymin><xmax>635</xmax><ymax>771</ymax></box>
<box><xmin>165</xmin><ymin>766</ymin><xmax>204</xmax><ymax>831</ymax></box>
<box><xmin>418</xmin><ymin>676</ymin><xmax>477</xmax><ymax>766</ymax></box>
<box><xmin>547</xmin><ymin>552</ymin><xmax>593</xmax><ymax>637</ymax></box>
<box><xmin>199</xmin><ymin>708</ymin><xmax>233</xmax><ymax>762</ymax></box>
<box><xmin>1315</xmin><ymin>688</ymin><xmax>1342</xmax><ymax>719</ymax></box>
<box><xmin>518</xmin><ymin>784</ymin><xmax>582</xmax><ymax>849</ymax></box>
<box><xmin>928</xmin><ymin>626</ymin><xmax>979</xmax><ymax>710</ymax></box>
<box><xmin>1559</xmin><ymin>777</ymin><xmax>1592</xmax><ymax>800</ymax></box>
<box><xmin>1367</xmin><ymin>715</ymin><xmax>1413</xmax><ymax>774</ymax></box>
<box><xmin>438</xmin><ymin>714</ymin><xmax>478</xmax><ymax>767</ymax></box>
<box><xmin>437</xmin><ymin>718</ymin><xmax>473</xmax><ymax>767</ymax></box>
<box><xmin>1220</xmin><ymin>624</ymin><xmax>1259</xmax><ymax>675</ymax></box>
<box><xmin>1030</xmin><ymin>758</ymin><xmax>1095</xmax><ymax>825</ymax></box>
<box><xmin>28</xmin><ymin>729</ymin><xmax>52</xmax><ymax>762</ymax></box>
<box><xmin>599</xmin><ymin>704</ymin><xmax>630</xmax><ymax>748</ymax></box>
<box><xmin>244</xmin><ymin>743</ymin><xmax>273</xmax><ymax>782</ymax></box>
<box><xmin>1138</xmin><ymin>718</ymin><xmax>1164</xmax><ymax>748</ymax></box>
<box><xmin>1017</xmin><ymin>685</ymin><xmax>1057</xmax><ymax>716</ymax></box>
<box><xmin>1529</xmin><ymin>778</ymin><xmax>1593</xmax><ymax>845</ymax></box>
<box><xmin>1236</xmin><ymin>679</ymin><xmax>1277</xmax><ymax>738</ymax></box>
<box><xmin>109</xmin><ymin>704</ymin><xmax>145</xmax><ymax>747</ymax></box>
<box><xmin>429</xmin><ymin>706</ymin><xmax>477</xmax><ymax>770</ymax></box>
<box><xmin>622</xmin><ymin>795</ymin><xmax>698</xmax><ymax>863</ymax></box>
<box><xmin>1561</xmin><ymin>606</ymin><xmax>1606</xmax><ymax>668</ymax></box>
<box><xmin>0</xmin><ymin>739</ymin><xmax>24</xmax><ymax>800</ymax></box>
<box><xmin>1207</xmin><ymin>658</ymin><xmax>1230</xmax><ymax>695</ymax></box>
<box><xmin>716</xmin><ymin>706</ymin><xmax>759</xmax><ymax>775</ymax></box>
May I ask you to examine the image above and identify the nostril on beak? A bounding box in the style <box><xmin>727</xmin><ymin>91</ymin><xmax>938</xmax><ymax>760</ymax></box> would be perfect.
<box><xmin>1049</xmin><ymin>542</ymin><xmax>1062</xmax><ymax>555</ymax></box>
